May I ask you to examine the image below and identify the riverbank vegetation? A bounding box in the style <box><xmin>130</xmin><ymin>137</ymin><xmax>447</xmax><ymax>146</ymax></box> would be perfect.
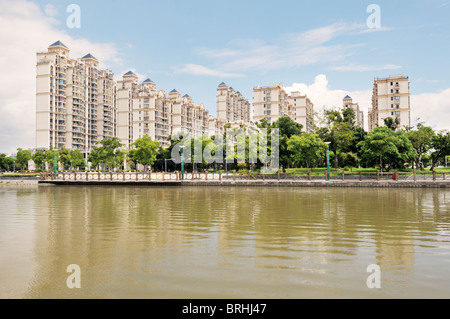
<box><xmin>2</xmin><ymin>108</ymin><xmax>449</xmax><ymax>173</ymax></box>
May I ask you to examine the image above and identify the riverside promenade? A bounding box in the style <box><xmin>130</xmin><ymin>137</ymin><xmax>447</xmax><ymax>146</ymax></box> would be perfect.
<box><xmin>37</xmin><ymin>171</ymin><xmax>450</xmax><ymax>188</ymax></box>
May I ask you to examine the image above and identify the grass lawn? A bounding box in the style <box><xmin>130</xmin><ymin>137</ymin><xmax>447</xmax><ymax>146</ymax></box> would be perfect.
<box><xmin>1</xmin><ymin>173</ymin><xmax>40</xmax><ymax>177</ymax></box>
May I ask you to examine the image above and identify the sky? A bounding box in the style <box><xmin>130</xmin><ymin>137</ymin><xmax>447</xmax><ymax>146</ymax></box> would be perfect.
<box><xmin>1</xmin><ymin>0</ymin><xmax>450</xmax><ymax>154</ymax></box>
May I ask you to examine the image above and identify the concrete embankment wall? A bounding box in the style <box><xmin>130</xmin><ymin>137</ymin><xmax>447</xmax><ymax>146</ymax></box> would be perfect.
<box><xmin>180</xmin><ymin>180</ymin><xmax>450</xmax><ymax>188</ymax></box>
<box><xmin>36</xmin><ymin>180</ymin><xmax>450</xmax><ymax>188</ymax></box>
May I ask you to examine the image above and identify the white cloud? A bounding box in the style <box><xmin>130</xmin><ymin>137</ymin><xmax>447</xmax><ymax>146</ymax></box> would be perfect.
<box><xmin>284</xmin><ymin>75</ymin><xmax>372</xmax><ymax>130</ymax></box>
<box><xmin>44</xmin><ymin>4</ymin><xmax>58</xmax><ymax>17</ymax></box>
<box><xmin>411</xmin><ymin>89</ymin><xmax>450</xmax><ymax>131</ymax></box>
<box><xmin>291</xmin><ymin>22</ymin><xmax>363</xmax><ymax>45</ymax></box>
<box><xmin>358</xmin><ymin>27</ymin><xmax>392</xmax><ymax>34</ymax></box>
<box><xmin>285</xmin><ymin>75</ymin><xmax>450</xmax><ymax>132</ymax></box>
<box><xmin>0</xmin><ymin>0</ymin><xmax>121</xmax><ymax>153</ymax></box>
<box><xmin>197</xmin><ymin>23</ymin><xmax>366</xmax><ymax>73</ymax></box>
<box><xmin>173</xmin><ymin>64</ymin><xmax>245</xmax><ymax>78</ymax></box>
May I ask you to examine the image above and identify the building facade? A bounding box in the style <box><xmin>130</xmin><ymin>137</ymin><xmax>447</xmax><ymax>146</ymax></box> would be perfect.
<box><xmin>289</xmin><ymin>91</ymin><xmax>314</xmax><ymax>132</ymax></box>
<box><xmin>343</xmin><ymin>95</ymin><xmax>364</xmax><ymax>128</ymax></box>
<box><xmin>368</xmin><ymin>75</ymin><xmax>410</xmax><ymax>131</ymax></box>
<box><xmin>253</xmin><ymin>83</ymin><xmax>314</xmax><ymax>132</ymax></box>
<box><xmin>117</xmin><ymin>72</ymin><xmax>212</xmax><ymax>148</ymax></box>
<box><xmin>36</xmin><ymin>41</ymin><xmax>116</xmax><ymax>154</ymax></box>
<box><xmin>216</xmin><ymin>83</ymin><xmax>250</xmax><ymax>123</ymax></box>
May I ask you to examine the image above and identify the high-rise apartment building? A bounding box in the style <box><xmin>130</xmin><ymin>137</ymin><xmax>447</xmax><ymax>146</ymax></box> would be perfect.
<box><xmin>216</xmin><ymin>83</ymin><xmax>250</xmax><ymax>123</ymax></box>
<box><xmin>343</xmin><ymin>95</ymin><xmax>364</xmax><ymax>128</ymax></box>
<box><xmin>289</xmin><ymin>91</ymin><xmax>314</xmax><ymax>132</ymax></box>
<box><xmin>253</xmin><ymin>83</ymin><xmax>314</xmax><ymax>132</ymax></box>
<box><xmin>368</xmin><ymin>75</ymin><xmax>410</xmax><ymax>131</ymax></box>
<box><xmin>117</xmin><ymin>72</ymin><xmax>212</xmax><ymax>148</ymax></box>
<box><xmin>36</xmin><ymin>41</ymin><xmax>261</xmax><ymax>155</ymax></box>
<box><xmin>36</xmin><ymin>41</ymin><xmax>116</xmax><ymax>154</ymax></box>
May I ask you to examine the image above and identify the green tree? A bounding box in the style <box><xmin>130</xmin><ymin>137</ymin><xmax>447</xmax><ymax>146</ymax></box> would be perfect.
<box><xmin>16</xmin><ymin>148</ymin><xmax>32</xmax><ymax>171</ymax></box>
<box><xmin>69</xmin><ymin>149</ymin><xmax>86</xmax><ymax>170</ymax></box>
<box><xmin>430</xmin><ymin>130</ymin><xmax>450</xmax><ymax>171</ymax></box>
<box><xmin>88</xmin><ymin>148</ymin><xmax>102</xmax><ymax>170</ymax></box>
<box><xmin>2</xmin><ymin>156</ymin><xmax>15</xmax><ymax>171</ymax></box>
<box><xmin>45</xmin><ymin>148</ymin><xmax>59</xmax><ymax>171</ymax></box>
<box><xmin>130</xmin><ymin>135</ymin><xmax>160</xmax><ymax>172</ymax></box>
<box><xmin>59</xmin><ymin>148</ymin><xmax>71</xmax><ymax>170</ymax></box>
<box><xmin>407</xmin><ymin>123</ymin><xmax>434</xmax><ymax>170</ymax></box>
<box><xmin>318</xmin><ymin>109</ymin><xmax>354</xmax><ymax>168</ymax></box>
<box><xmin>32</xmin><ymin>150</ymin><xmax>46</xmax><ymax>170</ymax></box>
<box><xmin>92</xmin><ymin>137</ymin><xmax>124</xmax><ymax>170</ymax></box>
<box><xmin>357</xmin><ymin>126</ymin><xmax>417</xmax><ymax>171</ymax></box>
<box><xmin>271</xmin><ymin>116</ymin><xmax>303</xmax><ymax>169</ymax></box>
<box><xmin>0</xmin><ymin>153</ymin><xmax>6</xmax><ymax>171</ymax></box>
<box><xmin>384</xmin><ymin>117</ymin><xmax>400</xmax><ymax>131</ymax></box>
<box><xmin>287</xmin><ymin>133</ymin><xmax>326</xmax><ymax>168</ymax></box>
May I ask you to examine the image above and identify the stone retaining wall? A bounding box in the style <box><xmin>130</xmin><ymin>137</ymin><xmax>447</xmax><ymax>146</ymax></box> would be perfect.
<box><xmin>36</xmin><ymin>179</ymin><xmax>450</xmax><ymax>188</ymax></box>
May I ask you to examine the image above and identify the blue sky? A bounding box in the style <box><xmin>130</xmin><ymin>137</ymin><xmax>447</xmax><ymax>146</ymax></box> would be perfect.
<box><xmin>1</xmin><ymin>0</ymin><xmax>450</xmax><ymax>153</ymax></box>
<box><xmin>34</xmin><ymin>0</ymin><xmax>450</xmax><ymax>98</ymax></box>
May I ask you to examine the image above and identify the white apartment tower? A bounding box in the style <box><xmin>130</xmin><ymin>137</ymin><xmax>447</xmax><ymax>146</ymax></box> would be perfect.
<box><xmin>289</xmin><ymin>91</ymin><xmax>314</xmax><ymax>132</ymax></box>
<box><xmin>253</xmin><ymin>83</ymin><xmax>314</xmax><ymax>132</ymax></box>
<box><xmin>343</xmin><ymin>95</ymin><xmax>364</xmax><ymax>128</ymax></box>
<box><xmin>216</xmin><ymin>83</ymin><xmax>250</xmax><ymax>123</ymax></box>
<box><xmin>36</xmin><ymin>41</ymin><xmax>116</xmax><ymax>154</ymax></box>
<box><xmin>37</xmin><ymin>42</ymin><xmax>234</xmax><ymax>153</ymax></box>
<box><xmin>117</xmin><ymin>72</ymin><xmax>212</xmax><ymax>148</ymax></box>
<box><xmin>368</xmin><ymin>75</ymin><xmax>410</xmax><ymax>131</ymax></box>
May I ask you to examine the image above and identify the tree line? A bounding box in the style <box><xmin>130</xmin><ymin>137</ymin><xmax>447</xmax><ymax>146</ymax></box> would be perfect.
<box><xmin>1</xmin><ymin>107</ymin><xmax>449</xmax><ymax>173</ymax></box>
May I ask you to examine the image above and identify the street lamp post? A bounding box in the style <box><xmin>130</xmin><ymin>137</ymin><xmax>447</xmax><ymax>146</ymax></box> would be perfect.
<box><xmin>101</xmin><ymin>160</ymin><xmax>104</xmax><ymax>173</ymax></box>
<box><xmin>180</xmin><ymin>146</ymin><xmax>185</xmax><ymax>180</ymax></box>
<box><xmin>325</xmin><ymin>142</ymin><xmax>331</xmax><ymax>181</ymax></box>
<box><xmin>53</xmin><ymin>154</ymin><xmax>57</xmax><ymax>180</ymax></box>
<box><xmin>13</xmin><ymin>161</ymin><xmax>15</xmax><ymax>174</ymax></box>
<box><xmin>70</xmin><ymin>161</ymin><xmax>73</xmax><ymax>173</ymax></box>
<box><xmin>164</xmin><ymin>158</ymin><xmax>167</xmax><ymax>173</ymax></box>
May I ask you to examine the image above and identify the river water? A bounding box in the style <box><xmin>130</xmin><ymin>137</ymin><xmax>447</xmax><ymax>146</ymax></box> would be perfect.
<box><xmin>0</xmin><ymin>185</ymin><xmax>449</xmax><ymax>298</ymax></box>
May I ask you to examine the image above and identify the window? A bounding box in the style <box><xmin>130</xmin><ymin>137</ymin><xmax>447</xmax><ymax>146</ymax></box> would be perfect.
<box><xmin>390</xmin><ymin>82</ymin><xmax>393</xmax><ymax>86</ymax></box>
<box><xmin>395</xmin><ymin>111</ymin><xmax>400</xmax><ymax>116</ymax></box>
<box><xmin>391</xmin><ymin>112</ymin><xmax>394</xmax><ymax>116</ymax></box>
<box><xmin>391</xmin><ymin>90</ymin><xmax>393</xmax><ymax>93</ymax></box>
<box><xmin>391</xmin><ymin>104</ymin><xmax>394</xmax><ymax>107</ymax></box>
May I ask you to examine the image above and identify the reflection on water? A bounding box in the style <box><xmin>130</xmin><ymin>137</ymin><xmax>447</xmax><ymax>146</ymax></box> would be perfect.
<box><xmin>0</xmin><ymin>186</ymin><xmax>449</xmax><ymax>298</ymax></box>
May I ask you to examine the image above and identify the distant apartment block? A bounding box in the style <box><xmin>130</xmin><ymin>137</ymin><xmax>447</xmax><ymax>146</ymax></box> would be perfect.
<box><xmin>37</xmin><ymin>41</ymin><xmax>232</xmax><ymax>153</ymax></box>
<box><xmin>253</xmin><ymin>83</ymin><xmax>314</xmax><ymax>132</ymax></box>
<box><xmin>343</xmin><ymin>95</ymin><xmax>364</xmax><ymax>128</ymax></box>
<box><xmin>289</xmin><ymin>91</ymin><xmax>314</xmax><ymax>132</ymax></box>
<box><xmin>217</xmin><ymin>83</ymin><xmax>250</xmax><ymax>123</ymax></box>
<box><xmin>36</xmin><ymin>41</ymin><xmax>116</xmax><ymax>154</ymax></box>
<box><xmin>368</xmin><ymin>75</ymin><xmax>410</xmax><ymax>131</ymax></box>
<box><xmin>117</xmin><ymin>71</ymin><xmax>213</xmax><ymax>148</ymax></box>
